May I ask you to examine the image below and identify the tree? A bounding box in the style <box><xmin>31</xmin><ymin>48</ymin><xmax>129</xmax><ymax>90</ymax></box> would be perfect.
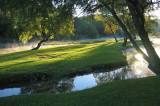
<box><xmin>104</xmin><ymin>24</ymin><xmax>119</xmax><ymax>42</ymax></box>
<box><xmin>0</xmin><ymin>0</ymin><xmax>75</xmax><ymax>50</ymax></box>
<box><xmin>95</xmin><ymin>14</ymin><xmax>119</xmax><ymax>42</ymax></box>
<box><xmin>0</xmin><ymin>6</ymin><xmax>18</xmax><ymax>43</ymax></box>
<box><xmin>118</xmin><ymin>8</ymin><xmax>137</xmax><ymax>46</ymax></box>
<box><xmin>18</xmin><ymin>3</ymin><xmax>74</xmax><ymax>50</ymax></box>
<box><xmin>74</xmin><ymin>16</ymin><xmax>105</xmax><ymax>39</ymax></box>
<box><xmin>66</xmin><ymin>0</ymin><xmax>160</xmax><ymax>74</ymax></box>
<box><xmin>96</xmin><ymin>0</ymin><xmax>160</xmax><ymax>74</ymax></box>
<box><xmin>74</xmin><ymin>17</ymin><xmax>98</xmax><ymax>39</ymax></box>
<box><xmin>124</xmin><ymin>0</ymin><xmax>160</xmax><ymax>74</ymax></box>
<box><xmin>105</xmin><ymin>0</ymin><xmax>160</xmax><ymax>74</ymax></box>
<box><xmin>2</xmin><ymin>0</ymin><xmax>160</xmax><ymax>74</ymax></box>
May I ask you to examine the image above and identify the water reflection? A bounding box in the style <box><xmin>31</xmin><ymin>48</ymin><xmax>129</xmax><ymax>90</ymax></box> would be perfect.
<box><xmin>0</xmin><ymin>65</ymin><xmax>155</xmax><ymax>97</ymax></box>
<box><xmin>0</xmin><ymin>88</ymin><xmax>20</xmax><ymax>97</ymax></box>
<box><xmin>72</xmin><ymin>74</ymin><xmax>97</xmax><ymax>91</ymax></box>
<box><xmin>1</xmin><ymin>39</ymin><xmax>160</xmax><ymax>97</ymax></box>
<box><xmin>94</xmin><ymin>66</ymin><xmax>154</xmax><ymax>85</ymax></box>
<box><xmin>20</xmin><ymin>79</ymin><xmax>74</xmax><ymax>95</ymax></box>
<box><xmin>123</xmin><ymin>48</ymin><xmax>155</xmax><ymax>76</ymax></box>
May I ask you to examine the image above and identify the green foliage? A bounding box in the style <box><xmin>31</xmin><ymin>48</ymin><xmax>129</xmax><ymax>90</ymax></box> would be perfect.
<box><xmin>74</xmin><ymin>16</ymin><xmax>105</xmax><ymax>39</ymax></box>
<box><xmin>145</xmin><ymin>16</ymin><xmax>158</xmax><ymax>35</ymax></box>
<box><xmin>95</xmin><ymin>14</ymin><xmax>117</xmax><ymax>26</ymax></box>
<box><xmin>104</xmin><ymin>24</ymin><xmax>119</xmax><ymax>35</ymax></box>
<box><xmin>74</xmin><ymin>17</ymin><xmax>97</xmax><ymax>38</ymax></box>
<box><xmin>0</xmin><ymin>8</ymin><xmax>18</xmax><ymax>42</ymax></box>
<box><xmin>116</xmin><ymin>28</ymin><xmax>124</xmax><ymax>37</ymax></box>
<box><xmin>93</xmin><ymin>19</ymin><xmax>106</xmax><ymax>36</ymax></box>
<box><xmin>0</xmin><ymin>0</ymin><xmax>75</xmax><ymax>43</ymax></box>
<box><xmin>117</xmin><ymin>8</ymin><xmax>137</xmax><ymax>36</ymax></box>
<box><xmin>14</xmin><ymin>5</ymin><xmax>74</xmax><ymax>43</ymax></box>
<box><xmin>94</xmin><ymin>14</ymin><xmax>119</xmax><ymax>36</ymax></box>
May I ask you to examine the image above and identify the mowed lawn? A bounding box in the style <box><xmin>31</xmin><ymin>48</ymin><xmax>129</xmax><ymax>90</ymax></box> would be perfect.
<box><xmin>0</xmin><ymin>40</ymin><xmax>127</xmax><ymax>84</ymax></box>
<box><xmin>0</xmin><ymin>40</ymin><xmax>160</xmax><ymax>106</ymax></box>
<box><xmin>0</xmin><ymin>76</ymin><xmax>160</xmax><ymax>106</ymax></box>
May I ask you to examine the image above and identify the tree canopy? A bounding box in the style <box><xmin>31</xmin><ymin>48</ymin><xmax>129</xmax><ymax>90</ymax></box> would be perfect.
<box><xmin>0</xmin><ymin>0</ymin><xmax>75</xmax><ymax>49</ymax></box>
<box><xmin>1</xmin><ymin>0</ymin><xmax>160</xmax><ymax>74</ymax></box>
<box><xmin>60</xmin><ymin>0</ymin><xmax>160</xmax><ymax>74</ymax></box>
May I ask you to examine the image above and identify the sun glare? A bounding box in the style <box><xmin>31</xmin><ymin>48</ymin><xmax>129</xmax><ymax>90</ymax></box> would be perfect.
<box><xmin>135</xmin><ymin>54</ymin><xmax>144</xmax><ymax>61</ymax></box>
<box><xmin>135</xmin><ymin>70</ymin><xmax>142</xmax><ymax>75</ymax></box>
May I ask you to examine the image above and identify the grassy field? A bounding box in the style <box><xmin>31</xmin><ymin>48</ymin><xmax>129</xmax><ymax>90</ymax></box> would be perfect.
<box><xmin>0</xmin><ymin>75</ymin><xmax>160</xmax><ymax>106</ymax></box>
<box><xmin>0</xmin><ymin>40</ymin><xmax>128</xmax><ymax>85</ymax></box>
<box><xmin>1</xmin><ymin>39</ymin><xmax>159</xmax><ymax>106</ymax></box>
<box><xmin>44</xmin><ymin>40</ymin><xmax>108</xmax><ymax>45</ymax></box>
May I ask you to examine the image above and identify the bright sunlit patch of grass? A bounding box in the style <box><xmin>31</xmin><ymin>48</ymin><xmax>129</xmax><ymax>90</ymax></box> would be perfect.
<box><xmin>0</xmin><ymin>40</ymin><xmax>128</xmax><ymax>84</ymax></box>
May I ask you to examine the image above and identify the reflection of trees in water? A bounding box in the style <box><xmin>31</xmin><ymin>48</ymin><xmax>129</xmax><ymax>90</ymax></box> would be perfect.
<box><xmin>93</xmin><ymin>67</ymin><xmax>137</xmax><ymax>85</ymax></box>
<box><xmin>93</xmin><ymin>48</ymin><xmax>156</xmax><ymax>85</ymax></box>
<box><xmin>20</xmin><ymin>78</ymin><xmax>74</xmax><ymax>95</ymax></box>
<box><xmin>93</xmin><ymin>65</ymin><xmax>155</xmax><ymax>85</ymax></box>
<box><xmin>20</xmin><ymin>48</ymin><xmax>156</xmax><ymax>95</ymax></box>
<box><xmin>57</xmin><ymin>79</ymin><xmax>74</xmax><ymax>93</ymax></box>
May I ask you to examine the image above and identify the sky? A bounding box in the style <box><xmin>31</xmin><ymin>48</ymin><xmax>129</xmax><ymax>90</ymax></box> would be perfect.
<box><xmin>73</xmin><ymin>0</ymin><xmax>160</xmax><ymax>18</ymax></box>
<box><xmin>147</xmin><ymin>0</ymin><xmax>160</xmax><ymax>19</ymax></box>
<box><xmin>75</xmin><ymin>8</ymin><xmax>160</xmax><ymax>19</ymax></box>
<box><xmin>150</xmin><ymin>9</ymin><xmax>160</xmax><ymax>19</ymax></box>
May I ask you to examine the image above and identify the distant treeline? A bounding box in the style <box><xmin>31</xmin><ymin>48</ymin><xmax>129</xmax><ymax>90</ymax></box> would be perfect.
<box><xmin>46</xmin><ymin>16</ymin><xmax>107</xmax><ymax>41</ymax></box>
<box><xmin>0</xmin><ymin>15</ymin><xmax>106</xmax><ymax>43</ymax></box>
<box><xmin>0</xmin><ymin>16</ymin><xmax>102</xmax><ymax>42</ymax></box>
<box><xmin>0</xmin><ymin>15</ymin><xmax>160</xmax><ymax>43</ymax></box>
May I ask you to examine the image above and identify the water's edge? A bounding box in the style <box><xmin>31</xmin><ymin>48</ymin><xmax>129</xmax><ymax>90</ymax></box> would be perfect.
<box><xmin>1</xmin><ymin>38</ymin><xmax>160</xmax><ymax>97</ymax></box>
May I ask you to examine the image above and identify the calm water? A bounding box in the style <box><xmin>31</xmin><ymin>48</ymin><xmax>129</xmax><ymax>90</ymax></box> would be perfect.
<box><xmin>0</xmin><ymin>65</ymin><xmax>155</xmax><ymax>97</ymax></box>
<box><xmin>0</xmin><ymin>38</ymin><xmax>159</xmax><ymax>98</ymax></box>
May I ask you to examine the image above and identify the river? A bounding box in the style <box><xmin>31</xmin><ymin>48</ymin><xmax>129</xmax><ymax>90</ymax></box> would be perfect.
<box><xmin>0</xmin><ymin>38</ymin><xmax>159</xmax><ymax>97</ymax></box>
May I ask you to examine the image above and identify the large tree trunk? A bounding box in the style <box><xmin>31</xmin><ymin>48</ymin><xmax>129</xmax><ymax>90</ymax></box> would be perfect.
<box><xmin>104</xmin><ymin>5</ymin><xmax>149</xmax><ymax>61</ymax></box>
<box><xmin>101</xmin><ymin>2</ymin><xmax>160</xmax><ymax>74</ymax></box>
<box><xmin>32</xmin><ymin>38</ymin><xmax>48</xmax><ymax>50</ymax></box>
<box><xmin>32</xmin><ymin>31</ymin><xmax>49</xmax><ymax>50</ymax></box>
<box><xmin>126</xmin><ymin>0</ymin><xmax>160</xmax><ymax>74</ymax></box>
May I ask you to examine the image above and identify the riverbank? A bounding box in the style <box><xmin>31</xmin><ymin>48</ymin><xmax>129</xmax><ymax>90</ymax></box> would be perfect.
<box><xmin>1</xmin><ymin>39</ymin><xmax>159</xmax><ymax>105</ymax></box>
<box><xmin>0</xmin><ymin>75</ymin><xmax>160</xmax><ymax>105</ymax></box>
<box><xmin>0</xmin><ymin>40</ymin><xmax>128</xmax><ymax>86</ymax></box>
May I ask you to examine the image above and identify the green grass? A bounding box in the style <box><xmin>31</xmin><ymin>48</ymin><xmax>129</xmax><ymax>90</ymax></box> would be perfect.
<box><xmin>0</xmin><ymin>39</ymin><xmax>158</xmax><ymax>105</ymax></box>
<box><xmin>0</xmin><ymin>40</ymin><xmax>128</xmax><ymax>85</ymax></box>
<box><xmin>0</xmin><ymin>76</ymin><xmax>160</xmax><ymax>106</ymax></box>
<box><xmin>44</xmin><ymin>40</ymin><xmax>106</xmax><ymax>45</ymax></box>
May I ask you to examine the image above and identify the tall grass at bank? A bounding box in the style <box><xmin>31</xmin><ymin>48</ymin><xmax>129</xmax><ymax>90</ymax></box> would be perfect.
<box><xmin>0</xmin><ymin>40</ymin><xmax>127</xmax><ymax>84</ymax></box>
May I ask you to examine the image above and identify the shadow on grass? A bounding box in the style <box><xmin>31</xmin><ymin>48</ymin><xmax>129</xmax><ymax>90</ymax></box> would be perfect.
<box><xmin>0</xmin><ymin>41</ymin><xmax>127</xmax><ymax>85</ymax></box>
<box><xmin>0</xmin><ymin>45</ymin><xmax>87</xmax><ymax>62</ymax></box>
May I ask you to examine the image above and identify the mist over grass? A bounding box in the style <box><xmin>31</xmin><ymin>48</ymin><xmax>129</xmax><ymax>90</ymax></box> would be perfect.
<box><xmin>0</xmin><ymin>37</ymin><xmax>123</xmax><ymax>54</ymax></box>
<box><xmin>0</xmin><ymin>40</ymin><xmax>128</xmax><ymax>85</ymax></box>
